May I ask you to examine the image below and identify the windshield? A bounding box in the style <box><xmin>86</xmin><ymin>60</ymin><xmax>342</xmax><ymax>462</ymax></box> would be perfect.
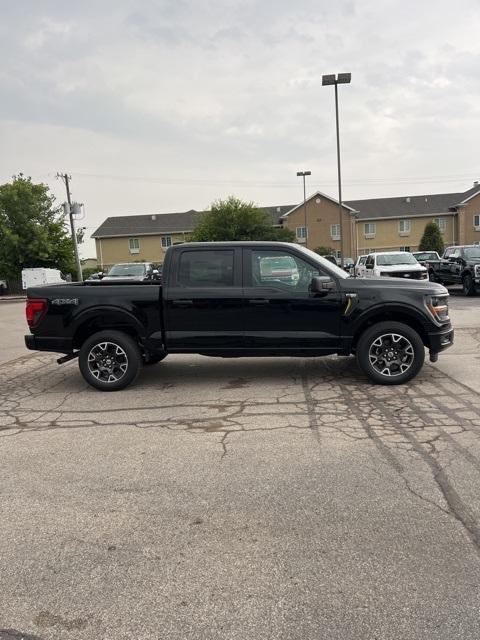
<box><xmin>295</xmin><ymin>245</ymin><xmax>349</xmax><ymax>279</ymax></box>
<box><xmin>464</xmin><ymin>247</ymin><xmax>480</xmax><ymax>259</ymax></box>
<box><xmin>413</xmin><ymin>252</ymin><xmax>437</xmax><ymax>261</ymax></box>
<box><xmin>107</xmin><ymin>264</ymin><xmax>146</xmax><ymax>277</ymax></box>
<box><xmin>376</xmin><ymin>253</ymin><xmax>417</xmax><ymax>266</ymax></box>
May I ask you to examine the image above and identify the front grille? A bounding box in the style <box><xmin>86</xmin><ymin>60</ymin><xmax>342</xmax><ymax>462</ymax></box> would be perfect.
<box><xmin>380</xmin><ymin>270</ymin><xmax>424</xmax><ymax>279</ymax></box>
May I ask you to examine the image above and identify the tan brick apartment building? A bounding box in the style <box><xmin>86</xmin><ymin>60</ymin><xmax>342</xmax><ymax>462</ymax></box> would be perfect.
<box><xmin>92</xmin><ymin>184</ymin><xmax>480</xmax><ymax>267</ymax></box>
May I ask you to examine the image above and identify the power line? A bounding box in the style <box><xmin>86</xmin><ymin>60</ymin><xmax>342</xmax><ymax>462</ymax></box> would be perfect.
<box><xmin>46</xmin><ymin>171</ymin><xmax>478</xmax><ymax>189</ymax></box>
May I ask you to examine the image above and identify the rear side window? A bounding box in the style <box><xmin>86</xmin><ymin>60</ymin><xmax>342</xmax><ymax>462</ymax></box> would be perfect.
<box><xmin>177</xmin><ymin>250</ymin><xmax>234</xmax><ymax>287</ymax></box>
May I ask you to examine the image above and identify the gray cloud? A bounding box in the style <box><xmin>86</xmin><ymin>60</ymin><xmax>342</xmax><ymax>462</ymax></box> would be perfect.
<box><xmin>1</xmin><ymin>0</ymin><xmax>480</xmax><ymax>257</ymax></box>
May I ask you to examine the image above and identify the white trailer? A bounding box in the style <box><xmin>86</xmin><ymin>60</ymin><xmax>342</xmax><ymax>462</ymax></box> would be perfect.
<box><xmin>22</xmin><ymin>268</ymin><xmax>66</xmax><ymax>290</ymax></box>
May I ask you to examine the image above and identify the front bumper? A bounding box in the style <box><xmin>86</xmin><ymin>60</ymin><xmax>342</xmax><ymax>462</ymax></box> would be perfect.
<box><xmin>25</xmin><ymin>335</ymin><xmax>73</xmax><ymax>354</ymax></box>
<box><xmin>427</xmin><ymin>325</ymin><xmax>454</xmax><ymax>354</ymax></box>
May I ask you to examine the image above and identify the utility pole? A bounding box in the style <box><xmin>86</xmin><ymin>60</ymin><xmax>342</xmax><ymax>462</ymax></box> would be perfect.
<box><xmin>57</xmin><ymin>173</ymin><xmax>83</xmax><ymax>282</ymax></box>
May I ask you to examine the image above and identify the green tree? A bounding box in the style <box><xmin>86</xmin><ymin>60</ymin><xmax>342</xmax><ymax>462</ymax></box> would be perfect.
<box><xmin>0</xmin><ymin>175</ymin><xmax>75</xmax><ymax>279</ymax></box>
<box><xmin>191</xmin><ymin>196</ymin><xmax>295</xmax><ymax>242</ymax></box>
<box><xmin>418</xmin><ymin>222</ymin><xmax>445</xmax><ymax>254</ymax></box>
<box><xmin>314</xmin><ymin>245</ymin><xmax>335</xmax><ymax>256</ymax></box>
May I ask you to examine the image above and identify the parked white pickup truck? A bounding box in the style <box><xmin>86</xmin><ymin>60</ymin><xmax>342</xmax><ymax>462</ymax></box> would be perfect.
<box><xmin>364</xmin><ymin>252</ymin><xmax>428</xmax><ymax>281</ymax></box>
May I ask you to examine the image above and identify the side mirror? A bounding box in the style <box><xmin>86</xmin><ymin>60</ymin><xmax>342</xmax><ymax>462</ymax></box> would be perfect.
<box><xmin>311</xmin><ymin>276</ymin><xmax>335</xmax><ymax>295</ymax></box>
<box><xmin>98</xmin><ymin>272</ymin><xmax>104</xmax><ymax>279</ymax></box>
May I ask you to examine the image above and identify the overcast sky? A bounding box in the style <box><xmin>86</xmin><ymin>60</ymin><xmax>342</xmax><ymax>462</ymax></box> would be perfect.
<box><xmin>1</xmin><ymin>0</ymin><xmax>480</xmax><ymax>257</ymax></box>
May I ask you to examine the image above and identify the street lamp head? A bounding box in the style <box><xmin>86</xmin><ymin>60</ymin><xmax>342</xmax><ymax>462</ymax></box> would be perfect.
<box><xmin>296</xmin><ymin>171</ymin><xmax>312</xmax><ymax>177</ymax></box>
<box><xmin>337</xmin><ymin>72</ymin><xmax>351</xmax><ymax>84</ymax></box>
<box><xmin>322</xmin><ymin>74</ymin><xmax>336</xmax><ymax>86</ymax></box>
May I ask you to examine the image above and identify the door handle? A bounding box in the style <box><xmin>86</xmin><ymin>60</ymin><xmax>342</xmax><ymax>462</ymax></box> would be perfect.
<box><xmin>172</xmin><ymin>299</ymin><xmax>193</xmax><ymax>307</ymax></box>
<box><xmin>248</xmin><ymin>298</ymin><xmax>269</xmax><ymax>306</ymax></box>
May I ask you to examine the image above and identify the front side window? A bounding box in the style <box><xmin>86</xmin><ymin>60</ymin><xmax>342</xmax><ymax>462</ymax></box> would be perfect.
<box><xmin>364</xmin><ymin>223</ymin><xmax>376</xmax><ymax>236</ymax></box>
<box><xmin>161</xmin><ymin>236</ymin><xmax>172</xmax><ymax>248</ymax></box>
<box><xmin>434</xmin><ymin>218</ymin><xmax>447</xmax><ymax>233</ymax></box>
<box><xmin>296</xmin><ymin>226</ymin><xmax>307</xmax><ymax>239</ymax></box>
<box><xmin>128</xmin><ymin>238</ymin><xmax>140</xmax><ymax>253</ymax></box>
<box><xmin>178</xmin><ymin>250</ymin><xmax>234</xmax><ymax>287</ymax></box>
<box><xmin>250</xmin><ymin>250</ymin><xmax>321</xmax><ymax>293</ymax></box>
<box><xmin>330</xmin><ymin>224</ymin><xmax>341</xmax><ymax>240</ymax></box>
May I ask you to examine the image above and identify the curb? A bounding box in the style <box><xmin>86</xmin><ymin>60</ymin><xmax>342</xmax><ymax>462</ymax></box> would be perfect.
<box><xmin>0</xmin><ymin>296</ymin><xmax>26</xmax><ymax>303</ymax></box>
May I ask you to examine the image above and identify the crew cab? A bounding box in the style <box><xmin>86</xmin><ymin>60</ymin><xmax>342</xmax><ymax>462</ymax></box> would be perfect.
<box><xmin>425</xmin><ymin>245</ymin><xmax>480</xmax><ymax>295</ymax></box>
<box><xmin>24</xmin><ymin>242</ymin><xmax>453</xmax><ymax>391</ymax></box>
<box><xmin>364</xmin><ymin>252</ymin><xmax>428</xmax><ymax>280</ymax></box>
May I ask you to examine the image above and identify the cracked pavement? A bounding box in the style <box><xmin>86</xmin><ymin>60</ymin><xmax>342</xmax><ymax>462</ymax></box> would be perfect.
<box><xmin>1</xmin><ymin>298</ymin><xmax>480</xmax><ymax>639</ymax></box>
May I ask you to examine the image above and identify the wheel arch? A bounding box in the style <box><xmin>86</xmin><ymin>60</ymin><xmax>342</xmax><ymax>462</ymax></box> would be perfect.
<box><xmin>351</xmin><ymin>307</ymin><xmax>429</xmax><ymax>350</ymax></box>
<box><xmin>72</xmin><ymin>307</ymin><xmax>145</xmax><ymax>350</ymax></box>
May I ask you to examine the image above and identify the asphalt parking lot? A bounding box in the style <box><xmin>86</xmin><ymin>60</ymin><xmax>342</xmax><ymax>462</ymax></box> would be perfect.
<box><xmin>1</xmin><ymin>295</ymin><xmax>480</xmax><ymax>639</ymax></box>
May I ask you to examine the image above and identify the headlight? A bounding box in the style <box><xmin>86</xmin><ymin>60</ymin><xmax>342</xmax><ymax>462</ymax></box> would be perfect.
<box><xmin>420</xmin><ymin>271</ymin><xmax>428</xmax><ymax>279</ymax></box>
<box><xmin>475</xmin><ymin>264</ymin><xmax>480</xmax><ymax>277</ymax></box>
<box><xmin>425</xmin><ymin>294</ymin><xmax>449</xmax><ymax>323</ymax></box>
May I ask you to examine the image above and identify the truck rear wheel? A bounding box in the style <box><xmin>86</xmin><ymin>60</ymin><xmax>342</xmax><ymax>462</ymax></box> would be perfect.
<box><xmin>356</xmin><ymin>321</ymin><xmax>425</xmax><ymax>385</ymax></box>
<box><xmin>79</xmin><ymin>330</ymin><xmax>142</xmax><ymax>391</ymax></box>
<box><xmin>462</xmin><ymin>274</ymin><xmax>476</xmax><ymax>296</ymax></box>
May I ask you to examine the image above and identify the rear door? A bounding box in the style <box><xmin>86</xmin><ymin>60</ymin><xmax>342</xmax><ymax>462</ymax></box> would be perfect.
<box><xmin>164</xmin><ymin>247</ymin><xmax>244</xmax><ymax>351</ymax></box>
<box><xmin>242</xmin><ymin>247</ymin><xmax>342</xmax><ymax>352</ymax></box>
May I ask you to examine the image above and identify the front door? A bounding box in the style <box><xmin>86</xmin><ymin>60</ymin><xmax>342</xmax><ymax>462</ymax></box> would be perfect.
<box><xmin>242</xmin><ymin>247</ymin><xmax>342</xmax><ymax>352</ymax></box>
<box><xmin>164</xmin><ymin>247</ymin><xmax>244</xmax><ymax>351</ymax></box>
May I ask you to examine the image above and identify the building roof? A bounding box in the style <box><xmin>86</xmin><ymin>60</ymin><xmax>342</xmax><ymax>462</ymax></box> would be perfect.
<box><xmin>92</xmin><ymin>210</ymin><xmax>203</xmax><ymax>238</ymax></box>
<box><xmin>345</xmin><ymin>191</ymin><xmax>464</xmax><ymax>220</ymax></box>
<box><xmin>91</xmin><ymin>204</ymin><xmax>296</xmax><ymax>238</ymax></box>
<box><xmin>280</xmin><ymin>191</ymin><xmax>357</xmax><ymax>219</ymax></box>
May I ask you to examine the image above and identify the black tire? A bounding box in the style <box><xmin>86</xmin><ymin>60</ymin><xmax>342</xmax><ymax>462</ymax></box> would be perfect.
<box><xmin>79</xmin><ymin>330</ymin><xmax>142</xmax><ymax>391</ymax></box>
<box><xmin>428</xmin><ymin>270</ymin><xmax>437</xmax><ymax>283</ymax></box>
<box><xmin>462</xmin><ymin>273</ymin><xmax>476</xmax><ymax>296</ymax></box>
<box><xmin>356</xmin><ymin>321</ymin><xmax>425</xmax><ymax>385</ymax></box>
<box><xmin>143</xmin><ymin>353</ymin><xmax>167</xmax><ymax>366</ymax></box>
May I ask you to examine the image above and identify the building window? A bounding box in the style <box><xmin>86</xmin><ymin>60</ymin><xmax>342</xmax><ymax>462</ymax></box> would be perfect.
<box><xmin>434</xmin><ymin>218</ymin><xmax>446</xmax><ymax>233</ymax></box>
<box><xmin>474</xmin><ymin>214</ymin><xmax>480</xmax><ymax>229</ymax></box>
<box><xmin>330</xmin><ymin>224</ymin><xmax>341</xmax><ymax>240</ymax></box>
<box><xmin>161</xmin><ymin>236</ymin><xmax>172</xmax><ymax>248</ymax></box>
<box><xmin>128</xmin><ymin>238</ymin><xmax>140</xmax><ymax>254</ymax></box>
<box><xmin>399</xmin><ymin>220</ymin><xmax>411</xmax><ymax>235</ymax></box>
<box><xmin>400</xmin><ymin>246</ymin><xmax>411</xmax><ymax>252</ymax></box>
<box><xmin>364</xmin><ymin>223</ymin><xmax>376</xmax><ymax>238</ymax></box>
<box><xmin>334</xmin><ymin>250</ymin><xmax>341</xmax><ymax>260</ymax></box>
<box><xmin>296</xmin><ymin>226</ymin><xmax>307</xmax><ymax>239</ymax></box>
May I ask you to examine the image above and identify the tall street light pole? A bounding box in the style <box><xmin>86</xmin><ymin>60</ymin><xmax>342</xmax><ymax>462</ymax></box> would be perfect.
<box><xmin>296</xmin><ymin>170</ymin><xmax>311</xmax><ymax>248</ymax></box>
<box><xmin>322</xmin><ymin>72</ymin><xmax>351</xmax><ymax>266</ymax></box>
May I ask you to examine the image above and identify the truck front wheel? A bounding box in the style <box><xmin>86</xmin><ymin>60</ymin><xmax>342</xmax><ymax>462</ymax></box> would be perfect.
<box><xmin>462</xmin><ymin>274</ymin><xmax>476</xmax><ymax>296</ymax></box>
<box><xmin>356</xmin><ymin>321</ymin><xmax>425</xmax><ymax>385</ymax></box>
<box><xmin>79</xmin><ymin>330</ymin><xmax>142</xmax><ymax>391</ymax></box>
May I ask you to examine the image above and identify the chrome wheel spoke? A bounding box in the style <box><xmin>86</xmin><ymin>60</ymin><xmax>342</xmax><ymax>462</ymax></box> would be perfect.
<box><xmin>368</xmin><ymin>332</ymin><xmax>415</xmax><ymax>378</ymax></box>
<box><xmin>87</xmin><ymin>341</ymin><xmax>129</xmax><ymax>383</ymax></box>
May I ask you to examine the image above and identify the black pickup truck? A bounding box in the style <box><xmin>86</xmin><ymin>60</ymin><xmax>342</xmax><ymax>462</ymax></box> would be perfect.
<box><xmin>425</xmin><ymin>245</ymin><xmax>480</xmax><ymax>295</ymax></box>
<box><xmin>25</xmin><ymin>242</ymin><xmax>454</xmax><ymax>390</ymax></box>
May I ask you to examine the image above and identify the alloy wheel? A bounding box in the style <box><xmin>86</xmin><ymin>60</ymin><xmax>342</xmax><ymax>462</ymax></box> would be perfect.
<box><xmin>368</xmin><ymin>333</ymin><xmax>415</xmax><ymax>377</ymax></box>
<box><xmin>87</xmin><ymin>341</ymin><xmax>129</xmax><ymax>383</ymax></box>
